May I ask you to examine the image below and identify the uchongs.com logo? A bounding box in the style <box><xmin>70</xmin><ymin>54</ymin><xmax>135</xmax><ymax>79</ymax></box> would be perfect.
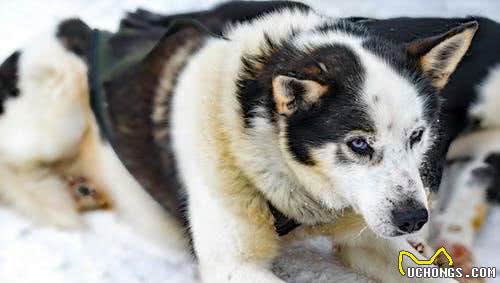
<box><xmin>398</xmin><ymin>247</ymin><xmax>497</xmax><ymax>280</ymax></box>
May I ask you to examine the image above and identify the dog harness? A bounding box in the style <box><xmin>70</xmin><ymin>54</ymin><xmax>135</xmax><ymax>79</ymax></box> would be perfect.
<box><xmin>88</xmin><ymin>29</ymin><xmax>114</xmax><ymax>142</ymax></box>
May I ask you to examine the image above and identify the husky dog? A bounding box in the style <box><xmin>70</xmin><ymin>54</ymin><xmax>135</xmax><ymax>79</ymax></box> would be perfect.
<box><xmin>135</xmin><ymin>5</ymin><xmax>500</xmax><ymax>279</ymax></box>
<box><xmin>161</xmin><ymin>7</ymin><xmax>477</xmax><ymax>282</ymax></box>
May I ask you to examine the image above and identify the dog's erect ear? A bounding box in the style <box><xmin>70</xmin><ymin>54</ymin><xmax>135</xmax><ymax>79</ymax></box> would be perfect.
<box><xmin>406</xmin><ymin>21</ymin><xmax>478</xmax><ymax>90</ymax></box>
<box><xmin>56</xmin><ymin>18</ymin><xmax>92</xmax><ymax>60</ymax></box>
<box><xmin>272</xmin><ymin>75</ymin><xmax>328</xmax><ymax>116</ymax></box>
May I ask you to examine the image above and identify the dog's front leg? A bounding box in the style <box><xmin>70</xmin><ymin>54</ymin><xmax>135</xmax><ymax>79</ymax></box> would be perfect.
<box><xmin>188</xmin><ymin>183</ymin><xmax>284</xmax><ymax>283</ymax></box>
<box><xmin>337</xmin><ymin>230</ymin><xmax>458</xmax><ymax>283</ymax></box>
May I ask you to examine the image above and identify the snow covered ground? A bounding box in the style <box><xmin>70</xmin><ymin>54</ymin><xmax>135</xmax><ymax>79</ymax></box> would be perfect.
<box><xmin>0</xmin><ymin>1</ymin><xmax>499</xmax><ymax>283</ymax></box>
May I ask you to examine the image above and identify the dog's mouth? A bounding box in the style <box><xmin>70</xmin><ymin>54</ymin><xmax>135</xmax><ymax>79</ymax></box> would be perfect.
<box><xmin>386</xmin><ymin>229</ymin><xmax>407</xmax><ymax>237</ymax></box>
<box><xmin>368</xmin><ymin>222</ymin><xmax>413</xmax><ymax>238</ymax></box>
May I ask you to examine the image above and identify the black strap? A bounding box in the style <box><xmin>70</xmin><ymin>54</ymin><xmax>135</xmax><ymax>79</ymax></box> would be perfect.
<box><xmin>88</xmin><ymin>29</ymin><xmax>114</xmax><ymax>142</ymax></box>
<box><xmin>269</xmin><ymin>202</ymin><xmax>300</xmax><ymax>236</ymax></box>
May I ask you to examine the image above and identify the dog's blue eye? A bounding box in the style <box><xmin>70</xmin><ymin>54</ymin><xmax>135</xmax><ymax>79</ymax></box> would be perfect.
<box><xmin>351</xmin><ymin>138</ymin><xmax>367</xmax><ymax>149</ymax></box>
<box><xmin>410</xmin><ymin>129</ymin><xmax>425</xmax><ymax>148</ymax></box>
<box><xmin>348</xmin><ymin>137</ymin><xmax>372</xmax><ymax>156</ymax></box>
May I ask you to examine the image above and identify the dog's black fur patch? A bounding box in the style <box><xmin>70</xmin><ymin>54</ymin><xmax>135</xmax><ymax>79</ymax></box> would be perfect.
<box><xmin>484</xmin><ymin>153</ymin><xmax>500</xmax><ymax>203</ymax></box>
<box><xmin>56</xmin><ymin>18</ymin><xmax>93</xmax><ymax>62</ymax></box>
<box><xmin>236</xmin><ymin>27</ymin><xmax>376</xmax><ymax>164</ymax></box>
<box><xmin>282</xmin><ymin>45</ymin><xmax>372</xmax><ymax>165</ymax></box>
<box><xmin>0</xmin><ymin>51</ymin><xmax>21</xmax><ymax>114</ymax></box>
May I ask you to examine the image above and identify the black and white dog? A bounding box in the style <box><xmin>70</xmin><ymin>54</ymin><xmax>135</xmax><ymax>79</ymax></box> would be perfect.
<box><xmin>0</xmin><ymin>1</ymin><xmax>498</xmax><ymax>282</ymax></box>
<box><xmin>166</xmin><ymin>8</ymin><xmax>475</xmax><ymax>283</ymax></box>
<box><xmin>123</xmin><ymin>3</ymin><xmax>500</xmax><ymax>277</ymax></box>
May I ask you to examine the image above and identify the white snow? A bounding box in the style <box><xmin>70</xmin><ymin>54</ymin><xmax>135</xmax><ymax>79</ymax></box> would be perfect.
<box><xmin>0</xmin><ymin>1</ymin><xmax>499</xmax><ymax>283</ymax></box>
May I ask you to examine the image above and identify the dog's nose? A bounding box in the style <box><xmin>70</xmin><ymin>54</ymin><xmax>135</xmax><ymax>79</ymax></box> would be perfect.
<box><xmin>391</xmin><ymin>207</ymin><xmax>428</xmax><ymax>234</ymax></box>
